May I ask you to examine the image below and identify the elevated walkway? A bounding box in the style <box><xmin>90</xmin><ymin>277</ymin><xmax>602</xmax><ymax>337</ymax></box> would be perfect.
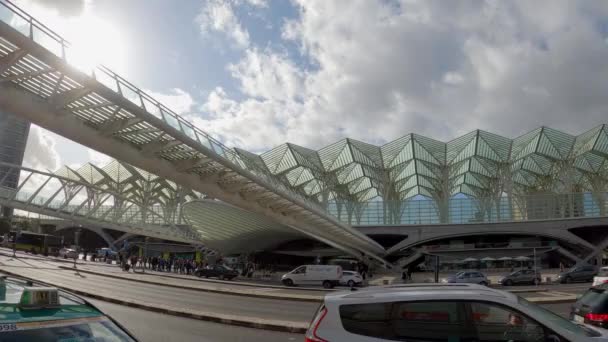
<box><xmin>0</xmin><ymin>1</ymin><xmax>386</xmax><ymax>264</ymax></box>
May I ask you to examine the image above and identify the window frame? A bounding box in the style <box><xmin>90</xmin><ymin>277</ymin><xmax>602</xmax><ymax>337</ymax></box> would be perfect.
<box><xmin>465</xmin><ymin>300</ymin><xmax>568</xmax><ymax>342</ymax></box>
<box><xmin>337</xmin><ymin>299</ymin><xmax>571</xmax><ymax>342</ymax></box>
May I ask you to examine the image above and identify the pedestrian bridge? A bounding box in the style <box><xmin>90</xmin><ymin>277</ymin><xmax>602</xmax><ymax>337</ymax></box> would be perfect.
<box><xmin>0</xmin><ymin>162</ymin><xmax>200</xmax><ymax>243</ymax></box>
<box><xmin>0</xmin><ymin>2</ymin><xmax>386</xmax><ymax>264</ymax></box>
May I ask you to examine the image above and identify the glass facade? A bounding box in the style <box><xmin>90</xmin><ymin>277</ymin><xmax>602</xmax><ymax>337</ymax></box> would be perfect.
<box><xmin>0</xmin><ymin>110</ymin><xmax>30</xmax><ymax>217</ymax></box>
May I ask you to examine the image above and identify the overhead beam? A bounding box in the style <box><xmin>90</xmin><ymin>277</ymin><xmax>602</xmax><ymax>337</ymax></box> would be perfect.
<box><xmin>49</xmin><ymin>87</ymin><xmax>91</xmax><ymax>109</ymax></box>
<box><xmin>140</xmin><ymin>140</ymin><xmax>182</xmax><ymax>156</ymax></box>
<box><xmin>99</xmin><ymin>117</ymin><xmax>143</xmax><ymax>136</ymax></box>
<box><xmin>0</xmin><ymin>49</ymin><xmax>26</xmax><ymax>74</ymax></box>
<box><xmin>173</xmin><ymin>157</ymin><xmax>212</xmax><ymax>172</ymax></box>
<box><xmin>0</xmin><ymin>68</ymin><xmax>55</xmax><ymax>83</ymax></box>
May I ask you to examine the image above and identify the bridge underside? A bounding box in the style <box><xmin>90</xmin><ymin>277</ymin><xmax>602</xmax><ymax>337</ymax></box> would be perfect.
<box><xmin>357</xmin><ymin>217</ymin><xmax>608</xmax><ymax>267</ymax></box>
<box><xmin>0</xmin><ymin>16</ymin><xmax>386</xmax><ymax>265</ymax></box>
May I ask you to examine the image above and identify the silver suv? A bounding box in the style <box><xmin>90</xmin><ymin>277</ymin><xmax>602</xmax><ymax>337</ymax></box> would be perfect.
<box><xmin>443</xmin><ymin>270</ymin><xmax>489</xmax><ymax>285</ymax></box>
<box><xmin>304</xmin><ymin>284</ymin><xmax>606</xmax><ymax>342</ymax></box>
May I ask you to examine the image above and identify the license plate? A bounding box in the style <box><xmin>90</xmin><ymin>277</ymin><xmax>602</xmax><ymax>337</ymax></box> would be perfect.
<box><xmin>574</xmin><ymin>314</ymin><xmax>584</xmax><ymax>324</ymax></box>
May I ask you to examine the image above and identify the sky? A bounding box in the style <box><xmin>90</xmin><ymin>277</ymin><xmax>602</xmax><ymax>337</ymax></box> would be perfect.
<box><xmin>10</xmin><ymin>0</ymin><xmax>608</xmax><ymax>173</ymax></box>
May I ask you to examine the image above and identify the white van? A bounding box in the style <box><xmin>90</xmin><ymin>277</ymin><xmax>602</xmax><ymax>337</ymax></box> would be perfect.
<box><xmin>281</xmin><ymin>265</ymin><xmax>342</xmax><ymax>288</ymax></box>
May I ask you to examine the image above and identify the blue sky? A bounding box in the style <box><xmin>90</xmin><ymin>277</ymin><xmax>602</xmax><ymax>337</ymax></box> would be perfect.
<box><xmin>10</xmin><ymin>0</ymin><xmax>608</xmax><ymax>172</ymax></box>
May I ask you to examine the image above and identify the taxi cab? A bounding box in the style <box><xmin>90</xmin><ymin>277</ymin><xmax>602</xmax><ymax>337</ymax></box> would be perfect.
<box><xmin>0</xmin><ymin>274</ymin><xmax>137</xmax><ymax>341</ymax></box>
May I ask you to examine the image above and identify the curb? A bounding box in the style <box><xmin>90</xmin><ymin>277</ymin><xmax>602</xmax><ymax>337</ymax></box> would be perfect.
<box><xmin>0</xmin><ymin>268</ymin><xmax>308</xmax><ymax>333</ymax></box>
<box><xmin>58</xmin><ymin>266</ymin><xmax>323</xmax><ymax>303</ymax></box>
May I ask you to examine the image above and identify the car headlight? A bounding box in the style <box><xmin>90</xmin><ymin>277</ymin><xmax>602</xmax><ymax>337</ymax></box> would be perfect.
<box><xmin>441</xmin><ymin>278</ymin><xmax>448</xmax><ymax>283</ymax></box>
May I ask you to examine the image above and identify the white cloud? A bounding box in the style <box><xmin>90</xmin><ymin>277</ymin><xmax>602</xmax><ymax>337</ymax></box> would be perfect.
<box><xmin>87</xmin><ymin>150</ymin><xmax>112</xmax><ymax>166</ymax></box>
<box><xmin>195</xmin><ymin>0</ymin><xmax>608</xmax><ymax>152</ymax></box>
<box><xmin>197</xmin><ymin>0</ymin><xmax>250</xmax><ymax>49</ymax></box>
<box><xmin>146</xmin><ymin>88</ymin><xmax>195</xmax><ymax>115</ymax></box>
<box><xmin>23</xmin><ymin>125</ymin><xmax>61</xmax><ymax>171</ymax></box>
<box><xmin>244</xmin><ymin>0</ymin><xmax>268</xmax><ymax>8</ymax></box>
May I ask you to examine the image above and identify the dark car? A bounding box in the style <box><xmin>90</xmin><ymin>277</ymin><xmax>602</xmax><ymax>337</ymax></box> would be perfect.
<box><xmin>571</xmin><ymin>283</ymin><xmax>608</xmax><ymax>329</ymax></box>
<box><xmin>195</xmin><ymin>265</ymin><xmax>239</xmax><ymax>280</ymax></box>
<box><xmin>499</xmin><ymin>269</ymin><xmax>541</xmax><ymax>286</ymax></box>
<box><xmin>557</xmin><ymin>265</ymin><xmax>597</xmax><ymax>284</ymax></box>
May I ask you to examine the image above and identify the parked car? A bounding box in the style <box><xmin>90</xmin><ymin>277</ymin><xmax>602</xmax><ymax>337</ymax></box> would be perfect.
<box><xmin>593</xmin><ymin>267</ymin><xmax>608</xmax><ymax>287</ymax></box>
<box><xmin>557</xmin><ymin>265</ymin><xmax>597</xmax><ymax>284</ymax></box>
<box><xmin>58</xmin><ymin>247</ymin><xmax>78</xmax><ymax>259</ymax></box>
<box><xmin>339</xmin><ymin>270</ymin><xmax>363</xmax><ymax>287</ymax></box>
<box><xmin>571</xmin><ymin>283</ymin><xmax>608</xmax><ymax>329</ymax></box>
<box><xmin>281</xmin><ymin>265</ymin><xmax>342</xmax><ymax>288</ymax></box>
<box><xmin>194</xmin><ymin>264</ymin><xmax>239</xmax><ymax>280</ymax></box>
<box><xmin>305</xmin><ymin>283</ymin><xmax>605</xmax><ymax>342</ymax></box>
<box><xmin>499</xmin><ymin>269</ymin><xmax>541</xmax><ymax>286</ymax></box>
<box><xmin>442</xmin><ymin>271</ymin><xmax>489</xmax><ymax>286</ymax></box>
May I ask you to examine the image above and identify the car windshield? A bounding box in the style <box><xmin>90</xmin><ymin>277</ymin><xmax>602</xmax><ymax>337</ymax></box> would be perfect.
<box><xmin>0</xmin><ymin>316</ymin><xmax>135</xmax><ymax>341</ymax></box>
<box><xmin>517</xmin><ymin>297</ymin><xmax>600</xmax><ymax>337</ymax></box>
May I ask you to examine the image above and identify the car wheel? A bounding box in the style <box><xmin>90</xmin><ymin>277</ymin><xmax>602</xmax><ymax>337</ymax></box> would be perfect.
<box><xmin>504</xmin><ymin>279</ymin><xmax>513</xmax><ymax>286</ymax></box>
<box><xmin>479</xmin><ymin>281</ymin><xmax>488</xmax><ymax>286</ymax></box>
<box><xmin>565</xmin><ymin>276</ymin><xmax>572</xmax><ymax>284</ymax></box>
<box><xmin>322</xmin><ymin>280</ymin><xmax>333</xmax><ymax>289</ymax></box>
<box><xmin>282</xmin><ymin>279</ymin><xmax>294</xmax><ymax>287</ymax></box>
<box><xmin>347</xmin><ymin>280</ymin><xmax>355</xmax><ymax>287</ymax></box>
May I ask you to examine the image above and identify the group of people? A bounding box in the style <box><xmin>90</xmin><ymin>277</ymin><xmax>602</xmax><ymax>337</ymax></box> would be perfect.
<box><xmin>121</xmin><ymin>255</ymin><xmax>203</xmax><ymax>274</ymax></box>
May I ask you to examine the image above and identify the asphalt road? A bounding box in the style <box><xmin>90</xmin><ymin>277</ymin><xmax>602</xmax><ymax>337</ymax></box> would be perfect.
<box><xmin>0</xmin><ymin>252</ymin><xmax>583</xmax><ymax>341</ymax></box>
<box><xmin>0</xmin><ymin>255</ymin><xmax>320</xmax><ymax>323</ymax></box>
<box><xmin>87</xmin><ymin>298</ymin><xmax>301</xmax><ymax>342</ymax></box>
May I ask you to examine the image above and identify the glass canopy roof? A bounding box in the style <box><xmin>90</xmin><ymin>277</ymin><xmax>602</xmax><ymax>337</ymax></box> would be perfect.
<box><xmin>245</xmin><ymin>125</ymin><xmax>608</xmax><ymax>203</ymax></box>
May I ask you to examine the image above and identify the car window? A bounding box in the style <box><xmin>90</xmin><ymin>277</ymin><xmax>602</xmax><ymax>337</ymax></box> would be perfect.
<box><xmin>584</xmin><ymin>266</ymin><xmax>595</xmax><ymax>272</ymax></box>
<box><xmin>598</xmin><ymin>268</ymin><xmax>608</xmax><ymax>277</ymax></box>
<box><xmin>0</xmin><ymin>316</ymin><xmax>135</xmax><ymax>342</ymax></box>
<box><xmin>293</xmin><ymin>266</ymin><xmax>306</xmax><ymax>274</ymax></box>
<box><xmin>470</xmin><ymin>302</ymin><xmax>546</xmax><ymax>342</ymax></box>
<box><xmin>511</xmin><ymin>271</ymin><xmax>521</xmax><ymax>276</ymax></box>
<box><xmin>517</xmin><ymin>297</ymin><xmax>600</xmax><ymax>337</ymax></box>
<box><xmin>578</xmin><ymin>287</ymin><xmax>608</xmax><ymax>312</ymax></box>
<box><xmin>339</xmin><ymin>301</ymin><xmax>471</xmax><ymax>341</ymax></box>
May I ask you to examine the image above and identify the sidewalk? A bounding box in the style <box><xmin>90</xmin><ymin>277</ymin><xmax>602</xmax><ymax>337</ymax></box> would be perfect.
<box><xmin>58</xmin><ymin>264</ymin><xmax>325</xmax><ymax>302</ymax></box>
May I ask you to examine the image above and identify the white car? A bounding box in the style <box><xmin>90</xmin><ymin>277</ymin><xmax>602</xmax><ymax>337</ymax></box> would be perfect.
<box><xmin>593</xmin><ymin>266</ymin><xmax>608</xmax><ymax>287</ymax></box>
<box><xmin>59</xmin><ymin>247</ymin><xmax>78</xmax><ymax>259</ymax></box>
<box><xmin>339</xmin><ymin>271</ymin><xmax>363</xmax><ymax>287</ymax></box>
<box><xmin>304</xmin><ymin>283</ymin><xmax>607</xmax><ymax>342</ymax></box>
<box><xmin>281</xmin><ymin>265</ymin><xmax>342</xmax><ymax>288</ymax></box>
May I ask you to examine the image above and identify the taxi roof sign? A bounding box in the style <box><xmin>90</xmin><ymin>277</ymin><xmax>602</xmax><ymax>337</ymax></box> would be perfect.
<box><xmin>18</xmin><ymin>287</ymin><xmax>60</xmax><ymax>309</ymax></box>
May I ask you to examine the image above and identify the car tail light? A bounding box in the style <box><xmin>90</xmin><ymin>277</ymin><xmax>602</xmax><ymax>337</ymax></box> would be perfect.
<box><xmin>585</xmin><ymin>313</ymin><xmax>608</xmax><ymax>325</ymax></box>
<box><xmin>603</xmin><ymin>280</ymin><xmax>608</xmax><ymax>284</ymax></box>
<box><xmin>305</xmin><ymin>306</ymin><xmax>328</xmax><ymax>342</ymax></box>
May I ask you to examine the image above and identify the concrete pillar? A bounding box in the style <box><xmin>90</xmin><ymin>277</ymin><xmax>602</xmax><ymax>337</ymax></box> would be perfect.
<box><xmin>0</xmin><ymin>110</ymin><xmax>30</xmax><ymax>218</ymax></box>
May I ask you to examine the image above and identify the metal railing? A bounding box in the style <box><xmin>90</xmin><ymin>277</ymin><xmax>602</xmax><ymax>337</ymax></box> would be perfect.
<box><xmin>0</xmin><ymin>0</ymin><xmax>330</xmax><ymax>218</ymax></box>
<box><xmin>329</xmin><ymin>192</ymin><xmax>608</xmax><ymax>226</ymax></box>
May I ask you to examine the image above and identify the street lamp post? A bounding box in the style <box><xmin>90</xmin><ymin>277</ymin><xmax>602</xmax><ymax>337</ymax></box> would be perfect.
<box><xmin>12</xmin><ymin>227</ymin><xmax>21</xmax><ymax>258</ymax></box>
<box><xmin>143</xmin><ymin>237</ymin><xmax>149</xmax><ymax>274</ymax></box>
<box><xmin>74</xmin><ymin>229</ymin><xmax>81</xmax><ymax>269</ymax></box>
